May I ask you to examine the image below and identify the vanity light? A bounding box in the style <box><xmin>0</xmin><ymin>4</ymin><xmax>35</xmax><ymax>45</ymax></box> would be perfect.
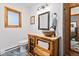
<box><xmin>37</xmin><ymin>4</ymin><xmax>49</xmax><ymax>11</ymax></box>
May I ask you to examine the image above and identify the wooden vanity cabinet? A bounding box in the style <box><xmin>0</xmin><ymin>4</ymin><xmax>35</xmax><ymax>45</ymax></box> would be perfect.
<box><xmin>28</xmin><ymin>33</ymin><xmax>59</xmax><ymax>56</ymax></box>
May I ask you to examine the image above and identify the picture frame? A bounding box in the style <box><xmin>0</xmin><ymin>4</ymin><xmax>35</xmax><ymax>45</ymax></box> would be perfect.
<box><xmin>5</xmin><ymin>6</ymin><xmax>22</xmax><ymax>28</ymax></box>
<box><xmin>38</xmin><ymin>11</ymin><xmax>50</xmax><ymax>30</ymax></box>
<box><xmin>30</xmin><ymin>16</ymin><xmax>35</xmax><ymax>25</ymax></box>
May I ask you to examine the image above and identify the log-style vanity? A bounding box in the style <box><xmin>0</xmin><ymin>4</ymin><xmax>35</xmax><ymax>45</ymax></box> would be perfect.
<box><xmin>28</xmin><ymin>33</ymin><xmax>59</xmax><ymax>56</ymax></box>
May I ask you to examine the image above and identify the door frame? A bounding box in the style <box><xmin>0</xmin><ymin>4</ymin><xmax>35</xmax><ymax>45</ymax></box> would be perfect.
<box><xmin>63</xmin><ymin>3</ymin><xmax>79</xmax><ymax>55</ymax></box>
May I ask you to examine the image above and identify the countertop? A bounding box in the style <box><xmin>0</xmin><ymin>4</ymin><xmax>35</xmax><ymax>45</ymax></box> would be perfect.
<box><xmin>28</xmin><ymin>33</ymin><xmax>60</xmax><ymax>41</ymax></box>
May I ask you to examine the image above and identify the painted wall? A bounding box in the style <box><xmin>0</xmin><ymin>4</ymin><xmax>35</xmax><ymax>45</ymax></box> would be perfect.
<box><xmin>0</xmin><ymin>3</ymin><xmax>30</xmax><ymax>53</ymax></box>
<box><xmin>0</xmin><ymin>3</ymin><xmax>64</xmax><ymax>55</ymax></box>
<box><xmin>29</xmin><ymin>3</ymin><xmax>63</xmax><ymax>55</ymax></box>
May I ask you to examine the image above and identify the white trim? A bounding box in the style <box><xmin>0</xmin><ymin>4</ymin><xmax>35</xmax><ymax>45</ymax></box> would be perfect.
<box><xmin>0</xmin><ymin>45</ymin><xmax>19</xmax><ymax>55</ymax></box>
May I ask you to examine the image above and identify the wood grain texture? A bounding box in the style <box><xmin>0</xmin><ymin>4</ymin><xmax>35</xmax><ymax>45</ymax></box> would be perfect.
<box><xmin>4</xmin><ymin>6</ymin><xmax>22</xmax><ymax>28</ymax></box>
<box><xmin>64</xmin><ymin>3</ymin><xmax>79</xmax><ymax>56</ymax></box>
<box><xmin>28</xmin><ymin>33</ymin><xmax>59</xmax><ymax>56</ymax></box>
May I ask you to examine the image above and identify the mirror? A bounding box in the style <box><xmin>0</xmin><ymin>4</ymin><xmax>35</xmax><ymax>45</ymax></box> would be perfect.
<box><xmin>38</xmin><ymin>11</ymin><xmax>50</xmax><ymax>30</ymax></box>
<box><xmin>70</xmin><ymin>7</ymin><xmax>79</xmax><ymax>52</ymax></box>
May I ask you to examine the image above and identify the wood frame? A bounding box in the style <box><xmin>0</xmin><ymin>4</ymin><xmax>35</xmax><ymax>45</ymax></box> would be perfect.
<box><xmin>30</xmin><ymin>16</ymin><xmax>35</xmax><ymax>25</ymax></box>
<box><xmin>38</xmin><ymin>11</ymin><xmax>50</xmax><ymax>30</ymax></box>
<box><xmin>36</xmin><ymin>37</ymin><xmax>50</xmax><ymax>50</ymax></box>
<box><xmin>64</xmin><ymin>3</ymin><xmax>79</xmax><ymax>56</ymax></box>
<box><xmin>35</xmin><ymin>37</ymin><xmax>51</xmax><ymax>56</ymax></box>
<box><xmin>4</xmin><ymin>6</ymin><xmax>22</xmax><ymax>28</ymax></box>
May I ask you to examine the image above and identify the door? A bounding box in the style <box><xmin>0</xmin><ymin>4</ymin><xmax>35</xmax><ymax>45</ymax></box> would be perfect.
<box><xmin>64</xmin><ymin>3</ymin><xmax>79</xmax><ymax>56</ymax></box>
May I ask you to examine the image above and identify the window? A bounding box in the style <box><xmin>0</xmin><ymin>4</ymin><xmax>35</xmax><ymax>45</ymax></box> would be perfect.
<box><xmin>4</xmin><ymin>6</ymin><xmax>22</xmax><ymax>28</ymax></box>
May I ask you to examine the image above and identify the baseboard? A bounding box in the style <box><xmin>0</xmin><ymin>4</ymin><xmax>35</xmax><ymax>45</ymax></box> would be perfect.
<box><xmin>0</xmin><ymin>49</ymin><xmax>5</xmax><ymax>55</ymax></box>
<box><xmin>0</xmin><ymin>45</ymin><xmax>19</xmax><ymax>55</ymax></box>
<box><xmin>5</xmin><ymin>46</ymin><xmax>19</xmax><ymax>51</ymax></box>
<box><xmin>0</xmin><ymin>43</ymin><xmax>27</xmax><ymax>55</ymax></box>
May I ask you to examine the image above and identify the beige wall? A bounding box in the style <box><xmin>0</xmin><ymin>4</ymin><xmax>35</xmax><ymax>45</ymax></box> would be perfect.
<box><xmin>29</xmin><ymin>3</ymin><xmax>63</xmax><ymax>55</ymax></box>
<box><xmin>0</xmin><ymin>3</ymin><xmax>30</xmax><ymax>54</ymax></box>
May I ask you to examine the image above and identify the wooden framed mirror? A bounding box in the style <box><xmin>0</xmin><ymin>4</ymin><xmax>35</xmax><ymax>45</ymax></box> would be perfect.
<box><xmin>4</xmin><ymin>6</ymin><xmax>22</xmax><ymax>28</ymax></box>
<box><xmin>38</xmin><ymin>11</ymin><xmax>50</xmax><ymax>30</ymax></box>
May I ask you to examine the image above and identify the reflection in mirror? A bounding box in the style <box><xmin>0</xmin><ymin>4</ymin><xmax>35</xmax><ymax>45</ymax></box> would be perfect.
<box><xmin>71</xmin><ymin>7</ymin><xmax>79</xmax><ymax>52</ymax></box>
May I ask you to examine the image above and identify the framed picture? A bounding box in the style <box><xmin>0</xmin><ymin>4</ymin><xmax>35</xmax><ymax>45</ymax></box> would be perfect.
<box><xmin>30</xmin><ymin>16</ymin><xmax>35</xmax><ymax>24</ymax></box>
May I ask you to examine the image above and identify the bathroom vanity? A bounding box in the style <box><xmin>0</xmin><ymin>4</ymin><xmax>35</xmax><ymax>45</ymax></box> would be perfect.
<box><xmin>27</xmin><ymin>33</ymin><xmax>59</xmax><ymax>56</ymax></box>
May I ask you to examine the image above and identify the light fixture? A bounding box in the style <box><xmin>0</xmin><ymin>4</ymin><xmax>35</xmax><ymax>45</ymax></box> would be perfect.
<box><xmin>37</xmin><ymin>4</ymin><xmax>49</xmax><ymax>11</ymax></box>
